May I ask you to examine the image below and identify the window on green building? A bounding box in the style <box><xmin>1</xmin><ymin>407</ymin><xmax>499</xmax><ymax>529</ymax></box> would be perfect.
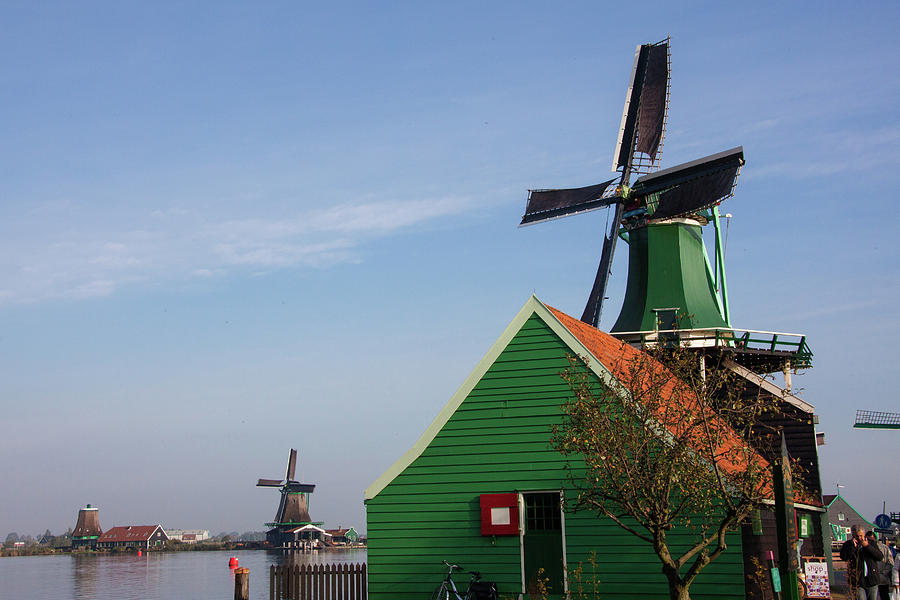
<box><xmin>525</xmin><ymin>493</ymin><xmax>561</xmax><ymax>531</ymax></box>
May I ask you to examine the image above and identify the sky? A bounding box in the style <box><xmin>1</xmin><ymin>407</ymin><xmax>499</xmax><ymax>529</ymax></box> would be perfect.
<box><xmin>1</xmin><ymin>1</ymin><xmax>899</xmax><ymax>538</ymax></box>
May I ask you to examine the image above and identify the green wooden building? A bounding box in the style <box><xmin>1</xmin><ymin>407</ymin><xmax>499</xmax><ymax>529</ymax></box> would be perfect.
<box><xmin>365</xmin><ymin>296</ymin><xmax>748</xmax><ymax>600</ymax></box>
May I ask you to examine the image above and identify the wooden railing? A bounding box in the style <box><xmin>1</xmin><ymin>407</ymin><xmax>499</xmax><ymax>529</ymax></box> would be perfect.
<box><xmin>612</xmin><ymin>327</ymin><xmax>813</xmax><ymax>368</ymax></box>
<box><xmin>269</xmin><ymin>563</ymin><xmax>367</xmax><ymax>600</ymax></box>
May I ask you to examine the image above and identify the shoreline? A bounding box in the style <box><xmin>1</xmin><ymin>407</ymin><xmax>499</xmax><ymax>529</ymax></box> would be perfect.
<box><xmin>0</xmin><ymin>542</ymin><xmax>367</xmax><ymax>559</ymax></box>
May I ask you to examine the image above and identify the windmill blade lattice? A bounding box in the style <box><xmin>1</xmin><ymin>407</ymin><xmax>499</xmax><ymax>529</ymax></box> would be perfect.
<box><xmin>520</xmin><ymin>179</ymin><xmax>618</xmax><ymax>226</ymax></box>
<box><xmin>614</xmin><ymin>39</ymin><xmax>670</xmax><ymax>177</ymax></box>
<box><xmin>854</xmin><ymin>410</ymin><xmax>900</xmax><ymax>430</ymax></box>
<box><xmin>631</xmin><ymin>147</ymin><xmax>744</xmax><ymax>221</ymax></box>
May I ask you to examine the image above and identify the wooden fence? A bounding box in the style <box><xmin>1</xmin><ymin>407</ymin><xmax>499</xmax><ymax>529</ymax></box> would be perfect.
<box><xmin>269</xmin><ymin>563</ymin><xmax>367</xmax><ymax>600</ymax></box>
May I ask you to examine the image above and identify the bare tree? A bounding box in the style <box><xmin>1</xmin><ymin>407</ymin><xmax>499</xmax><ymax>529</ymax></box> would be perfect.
<box><xmin>552</xmin><ymin>344</ymin><xmax>775</xmax><ymax>600</ymax></box>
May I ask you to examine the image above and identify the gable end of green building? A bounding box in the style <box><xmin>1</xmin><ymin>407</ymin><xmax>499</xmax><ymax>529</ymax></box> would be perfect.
<box><xmin>365</xmin><ymin>296</ymin><xmax>746</xmax><ymax>600</ymax></box>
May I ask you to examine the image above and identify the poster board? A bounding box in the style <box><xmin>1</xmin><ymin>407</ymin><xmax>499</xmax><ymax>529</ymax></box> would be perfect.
<box><xmin>803</xmin><ymin>560</ymin><xmax>830</xmax><ymax>598</ymax></box>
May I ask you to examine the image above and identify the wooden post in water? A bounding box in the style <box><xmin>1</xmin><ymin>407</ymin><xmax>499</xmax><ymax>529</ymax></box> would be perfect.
<box><xmin>270</xmin><ymin>565</ymin><xmax>276</xmax><ymax>600</ymax></box>
<box><xmin>234</xmin><ymin>567</ymin><xmax>250</xmax><ymax>600</ymax></box>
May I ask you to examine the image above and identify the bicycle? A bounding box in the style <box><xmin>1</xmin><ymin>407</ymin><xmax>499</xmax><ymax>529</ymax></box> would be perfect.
<box><xmin>431</xmin><ymin>560</ymin><xmax>494</xmax><ymax>600</ymax></box>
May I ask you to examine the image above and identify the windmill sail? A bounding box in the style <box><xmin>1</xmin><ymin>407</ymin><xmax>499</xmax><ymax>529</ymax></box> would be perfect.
<box><xmin>257</xmin><ymin>478</ymin><xmax>284</xmax><ymax>487</ymax></box>
<box><xmin>650</xmin><ymin>165</ymin><xmax>741</xmax><ymax>219</ymax></box>
<box><xmin>584</xmin><ymin>39</ymin><xmax>667</xmax><ymax>327</ymax></box>
<box><xmin>614</xmin><ymin>40</ymin><xmax>669</xmax><ymax>172</ymax></box>
<box><xmin>520</xmin><ymin>179</ymin><xmax>617</xmax><ymax>226</ymax></box>
<box><xmin>582</xmin><ymin>203</ymin><xmax>626</xmax><ymax>326</ymax></box>
<box><xmin>274</xmin><ymin>491</ymin><xmax>287</xmax><ymax>523</ymax></box>
<box><xmin>286</xmin><ymin>449</ymin><xmax>298</xmax><ymax>481</ymax></box>
<box><xmin>632</xmin><ymin>147</ymin><xmax>744</xmax><ymax>219</ymax></box>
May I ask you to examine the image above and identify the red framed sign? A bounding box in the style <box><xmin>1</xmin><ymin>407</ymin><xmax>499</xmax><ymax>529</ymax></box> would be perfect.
<box><xmin>480</xmin><ymin>493</ymin><xmax>519</xmax><ymax>536</ymax></box>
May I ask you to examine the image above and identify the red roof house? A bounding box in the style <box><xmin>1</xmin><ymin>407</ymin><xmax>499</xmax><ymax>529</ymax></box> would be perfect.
<box><xmin>96</xmin><ymin>525</ymin><xmax>168</xmax><ymax>550</ymax></box>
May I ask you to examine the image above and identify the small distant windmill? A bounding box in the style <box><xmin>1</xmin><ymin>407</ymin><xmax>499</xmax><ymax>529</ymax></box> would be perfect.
<box><xmin>71</xmin><ymin>504</ymin><xmax>102</xmax><ymax>549</ymax></box>
<box><xmin>853</xmin><ymin>410</ymin><xmax>900</xmax><ymax>430</ymax></box>
<box><xmin>257</xmin><ymin>448</ymin><xmax>318</xmax><ymax>546</ymax></box>
<box><xmin>521</xmin><ymin>38</ymin><xmax>744</xmax><ymax>332</ymax></box>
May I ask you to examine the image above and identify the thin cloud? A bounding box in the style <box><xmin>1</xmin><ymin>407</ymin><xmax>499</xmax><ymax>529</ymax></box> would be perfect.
<box><xmin>746</xmin><ymin>125</ymin><xmax>900</xmax><ymax>181</ymax></box>
<box><xmin>208</xmin><ymin>196</ymin><xmax>470</xmax><ymax>240</ymax></box>
<box><xmin>191</xmin><ymin>269</ymin><xmax>221</xmax><ymax>278</ymax></box>
<box><xmin>740</xmin><ymin>119</ymin><xmax>779</xmax><ymax>134</ymax></box>
<box><xmin>213</xmin><ymin>239</ymin><xmax>357</xmax><ymax>268</ymax></box>
<box><xmin>67</xmin><ymin>279</ymin><xmax>117</xmax><ymax>300</ymax></box>
<box><xmin>309</xmin><ymin>197</ymin><xmax>468</xmax><ymax>234</ymax></box>
<box><xmin>0</xmin><ymin>195</ymin><xmax>474</xmax><ymax>306</ymax></box>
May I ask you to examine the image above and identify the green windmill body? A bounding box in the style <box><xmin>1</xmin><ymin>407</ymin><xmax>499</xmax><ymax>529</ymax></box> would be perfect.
<box><xmin>613</xmin><ymin>219</ymin><xmax>727</xmax><ymax>333</ymax></box>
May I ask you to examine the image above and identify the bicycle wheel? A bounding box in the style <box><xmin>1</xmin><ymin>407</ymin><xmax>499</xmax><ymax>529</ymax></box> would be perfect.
<box><xmin>431</xmin><ymin>585</ymin><xmax>450</xmax><ymax>600</ymax></box>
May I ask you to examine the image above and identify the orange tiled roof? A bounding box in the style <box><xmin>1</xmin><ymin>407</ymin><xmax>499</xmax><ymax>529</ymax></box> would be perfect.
<box><xmin>546</xmin><ymin>305</ymin><xmax>771</xmax><ymax>492</ymax></box>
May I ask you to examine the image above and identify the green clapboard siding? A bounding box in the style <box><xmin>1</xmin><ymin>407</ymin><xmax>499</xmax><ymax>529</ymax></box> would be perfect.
<box><xmin>367</xmin><ymin>314</ymin><xmax>745</xmax><ymax>600</ymax></box>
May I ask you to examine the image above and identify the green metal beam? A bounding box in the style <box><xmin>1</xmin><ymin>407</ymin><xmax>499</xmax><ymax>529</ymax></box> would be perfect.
<box><xmin>712</xmin><ymin>205</ymin><xmax>731</xmax><ymax>327</ymax></box>
<box><xmin>700</xmin><ymin>231</ymin><xmax>726</xmax><ymax>324</ymax></box>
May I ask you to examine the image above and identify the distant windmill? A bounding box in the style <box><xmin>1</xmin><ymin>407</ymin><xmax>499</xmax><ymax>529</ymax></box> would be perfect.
<box><xmin>521</xmin><ymin>38</ymin><xmax>744</xmax><ymax>332</ymax></box>
<box><xmin>71</xmin><ymin>504</ymin><xmax>102</xmax><ymax>549</ymax></box>
<box><xmin>853</xmin><ymin>410</ymin><xmax>900</xmax><ymax>430</ymax></box>
<box><xmin>257</xmin><ymin>448</ymin><xmax>317</xmax><ymax>546</ymax></box>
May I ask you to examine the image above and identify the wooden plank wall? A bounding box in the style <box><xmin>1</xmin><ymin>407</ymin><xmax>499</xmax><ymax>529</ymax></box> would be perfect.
<box><xmin>366</xmin><ymin>315</ymin><xmax>746</xmax><ymax>600</ymax></box>
<box><xmin>269</xmin><ymin>563</ymin><xmax>367</xmax><ymax>600</ymax></box>
<box><xmin>738</xmin><ymin>381</ymin><xmax>826</xmax><ymax>561</ymax></box>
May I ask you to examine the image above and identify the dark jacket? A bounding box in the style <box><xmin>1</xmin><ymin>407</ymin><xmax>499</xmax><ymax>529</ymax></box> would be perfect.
<box><xmin>840</xmin><ymin>538</ymin><xmax>884</xmax><ymax>588</ymax></box>
<box><xmin>874</xmin><ymin>541</ymin><xmax>893</xmax><ymax>586</ymax></box>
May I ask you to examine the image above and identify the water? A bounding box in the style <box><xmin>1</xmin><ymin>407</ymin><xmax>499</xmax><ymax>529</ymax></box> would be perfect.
<box><xmin>0</xmin><ymin>548</ymin><xmax>367</xmax><ymax>600</ymax></box>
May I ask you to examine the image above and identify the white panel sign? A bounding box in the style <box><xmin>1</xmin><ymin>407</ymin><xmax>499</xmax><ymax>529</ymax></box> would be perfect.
<box><xmin>490</xmin><ymin>507</ymin><xmax>510</xmax><ymax>526</ymax></box>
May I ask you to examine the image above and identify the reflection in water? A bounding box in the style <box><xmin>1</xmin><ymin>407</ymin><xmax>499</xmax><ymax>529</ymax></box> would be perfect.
<box><xmin>1</xmin><ymin>548</ymin><xmax>366</xmax><ymax>600</ymax></box>
<box><xmin>71</xmin><ymin>552</ymin><xmax>169</xmax><ymax>600</ymax></box>
<box><xmin>72</xmin><ymin>553</ymin><xmax>98</xmax><ymax>599</ymax></box>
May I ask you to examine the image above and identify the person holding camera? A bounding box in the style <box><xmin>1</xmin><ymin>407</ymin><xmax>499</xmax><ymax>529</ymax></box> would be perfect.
<box><xmin>841</xmin><ymin>524</ymin><xmax>884</xmax><ymax>600</ymax></box>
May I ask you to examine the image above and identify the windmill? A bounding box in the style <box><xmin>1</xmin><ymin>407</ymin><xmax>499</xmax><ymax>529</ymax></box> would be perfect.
<box><xmin>521</xmin><ymin>41</ymin><xmax>827</xmax><ymax>586</ymax></box>
<box><xmin>71</xmin><ymin>504</ymin><xmax>102</xmax><ymax>549</ymax></box>
<box><xmin>520</xmin><ymin>38</ymin><xmax>744</xmax><ymax>336</ymax></box>
<box><xmin>257</xmin><ymin>448</ymin><xmax>318</xmax><ymax>547</ymax></box>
